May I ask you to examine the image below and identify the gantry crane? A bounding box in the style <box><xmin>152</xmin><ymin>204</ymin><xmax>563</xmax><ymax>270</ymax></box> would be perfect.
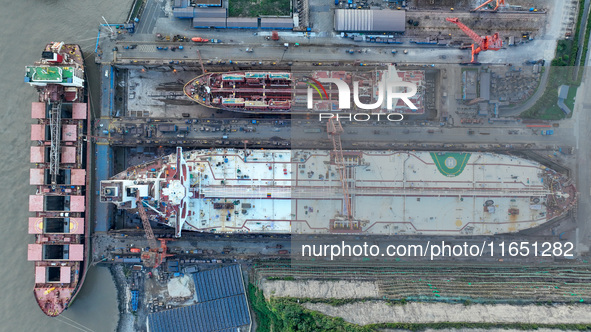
<box><xmin>136</xmin><ymin>191</ymin><xmax>172</xmax><ymax>268</ymax></box>
<box><xmin>471</xmin><ymin>0</ymin><xmax>505</xmax><ymax>12</ymax></box>
<box><xmin>326</xmin><ymin>118</ymin><xmax>354</xmax><ymax>229</ymax></box>
<box><xmin>446</xmin><ymin>17</ymin><xmax>502</xmax><ymax>63</ymax></box>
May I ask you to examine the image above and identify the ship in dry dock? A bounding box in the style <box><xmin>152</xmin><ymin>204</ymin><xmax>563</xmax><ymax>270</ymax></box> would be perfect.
<box><xmin>100</xmin><ymin>148</ymin><xmax>576</xmax><ymax>237</ymax></box>
<box><xmin>25</xmin><ymin>42</ymin><xmax>90</xmax><ymax>317</ymax></box>
<box><xmin>183</xmin><ymin>65</ymin><xmax>425</xmax><ymax>114</ymax></box>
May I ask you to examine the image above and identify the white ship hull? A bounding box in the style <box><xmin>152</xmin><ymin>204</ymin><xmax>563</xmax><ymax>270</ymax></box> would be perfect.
<box><xmin>101</xmin><ymin>148</ymin><xmax>576</xmax><ymax>236</ymax></box>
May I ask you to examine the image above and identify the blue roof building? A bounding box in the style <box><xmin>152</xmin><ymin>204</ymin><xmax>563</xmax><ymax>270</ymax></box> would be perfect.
<box><xmin>147</xmin><ymin>265</ymin><xmax>251</xmax><ymax>332</ymax></box>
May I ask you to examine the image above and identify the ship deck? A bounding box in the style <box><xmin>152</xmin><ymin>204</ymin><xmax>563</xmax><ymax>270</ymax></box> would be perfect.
<box><xmin>27</xmin><ymin>42</ymin><xmax>88</xmax><ymax>317</ymax></box>
<box><xmin>104</xmin><ymin>149</ymin><xmax>576</xmax><ymax>236</ymax></box>
<box><xmin>183</xmin><ymin>66</ymin><xmax>426</xmax><ymax>114</ymax></box>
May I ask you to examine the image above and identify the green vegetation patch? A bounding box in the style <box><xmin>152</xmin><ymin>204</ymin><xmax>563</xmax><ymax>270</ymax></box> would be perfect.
<box><xmin>129</xmin><ymin>0</ymin><xmax>145</xmax><ymax>21</ymax></box>
<box><xmin>248</xmin><ymin>284</ymin><xmax>371</xmax><ymax>332</ymax></box>
<box><xmin>228</xmin><ymin>0</ymin><xmax>290</xmax><ymax>17</ymax></box>
<box><xmin>565</xmin><ymin>85</ymin><xmax>577</xmax><ymax>112</ymax></box>
<box><xmin>369</xmin><ymin>322</ymin><xmax>591</xmax><ymax>331</ymax></box>
<box><xmin>430</xmin><ymin>152</ymin><xmax>471</xmax><ymax>177</ymax></box>
<box><xmin>552</xmin><ymin>39</ymin><xmax>575</xmax><ymax>67</ymax></box>
<box><xmin>520</xmin><ymin>0</ymin><xmax>590</xmax><ymax>119</ymax></box>
<box><xmin>248</xmin><ymin>284</ymin><xmax>591</xmax><ymax>332</ymax></box>
<box><xmin>520</xmin><ymin>67</ymin><xmax>577</xmax><ymax>120</ymax></box>
<box><xmin>580</xmin><ymin>4</ymin><xmax>591</xmax><ymax>66</ymax></box>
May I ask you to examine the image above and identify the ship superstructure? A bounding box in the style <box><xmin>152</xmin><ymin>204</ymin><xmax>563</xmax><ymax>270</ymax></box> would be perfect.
<box><xmin>183</xmin><ymin>65</ymin><xmax>425</xmax><ymax>114</ymax></box>
<box><xmin>101</xmin><ymin>148</ymin><xmax>576</xmax><ymax>237</ymax></box>
<box><xmin>25</xmin><ymin>42</ymin><xmax>89</xmax><ymax>317</ymax></box>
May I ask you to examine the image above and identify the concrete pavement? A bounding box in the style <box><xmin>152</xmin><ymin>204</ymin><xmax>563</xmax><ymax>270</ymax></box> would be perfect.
<box><xmin>97</xmin><ymin>116</ymin><xmax>577</xmax><ymax>148</ymax></box>
<box><xmin>572</xmin><ymin>33</ymin><xmax>591</xmax><ymax>254</ymax></box>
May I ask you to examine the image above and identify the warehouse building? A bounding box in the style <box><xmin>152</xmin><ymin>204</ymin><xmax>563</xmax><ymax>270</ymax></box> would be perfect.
<box><xmin>173</xmin><ymin>7</ymin><xmax>194</xmax><ymax>19</ymax></box>
<box><xmin>226</xmin><ymin>17</ymin><xmax>259</xmax><ymax>29</ymax></box>
<box><xmin>260</xmin><ymin>17</ymin><xmax>294</xmax><ymax>29</ymax></box>
<box><xmin>334</xmin><ymin>9</ymin><xmax>405</xmax><ymax>32</ymax></box>
<box><xmin>194</xmin><ymin>7</ymin><xmax>226</xmax><ymax>17</ymax></box>
<box><xmin>480</xmin><ymin>71</ymin><xmax>491</xmax><ymax>101</ymax></box>
<box><xmin>193</xmin><ymin>17</ymin><xmax>226</xmax><ymax>28</ymax></box>
<box><xmin>172</xmin><ymin>0</ymin><xmax>189</xmax><ymax>7</ymax></box>
<box><xmin>147</xmin><ymin>265</ymin><xmax>251</xmax><ymax>332</ymax></box>
<box><xmin>193</xmin><ymin>7</ymin><xmax>227</xmax><ymax>28</ymax></box>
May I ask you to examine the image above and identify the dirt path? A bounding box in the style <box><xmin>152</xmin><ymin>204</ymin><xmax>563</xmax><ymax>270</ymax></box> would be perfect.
<box><xmin>260</xmin><ymin>279</ymin><xmax>379</xmax><ymax>299</ymax></box>
<box><xmin>304</xmin><ymin>301</ymin><xmax>591</xmax><ymax>326</ymax></box>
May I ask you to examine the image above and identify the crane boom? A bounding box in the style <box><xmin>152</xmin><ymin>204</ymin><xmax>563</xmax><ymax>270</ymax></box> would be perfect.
<box><xmin>446</xmin><ymin>17</ymin><xmax>483</xmax><ymax>45</ymax></box>
<box><xmin>136</xmin><ymin>191</ymin><xmax>158</xmax><ymax>250</ymax></box>
<box><xmin>471</xmin><ymin>0</ymin><xmax>505</xmax><ymax>11</ymax></box>
<box><xmin>446</xmin><ymin>17</ymin><xmax>502</xmax><ymax>62</ymax></box>
<box><xmin>135</xmin><ymin>190</ymin><xmax>173</xmax><ymax>269</ymax></box>
<box><xmin>327</xmin><ymin>119</ymin><xmax>353</xmax><ymax>227</ymax></box>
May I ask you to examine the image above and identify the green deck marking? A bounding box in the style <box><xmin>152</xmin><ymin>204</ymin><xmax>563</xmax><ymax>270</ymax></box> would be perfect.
<box><xmin>26</xmin><ymin>66</ymin><xmax>76</xmax><ymax>83</ymax></box>
<box><xmin>430</xmin><ymin>152</ymin><xmax>471</xmax><ymax>177</ymax></box>
<box><xmin>269</xmin><ymin>73</ymin><xmax>290</xmax><ymax>79</ymax></box>
<box><xmin>222</xmin><ymin>74</ymin><xmax>245</xmax><ymax>81</ymax></box>
<box><xmin>245</xmin><ymin>72</ymin><xmax>266</xmax><ymax>78</ymax></box>
<box><xmin>34</xmin><ymin>67</ymin><xmax>61</xmax><ymax>81</ymax></box>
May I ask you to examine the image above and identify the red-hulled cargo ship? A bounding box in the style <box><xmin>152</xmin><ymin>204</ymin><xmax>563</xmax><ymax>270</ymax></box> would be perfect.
<box><xmin>25</xmin><ymin>42</ymin><xmax>90</xmax><ymax>317</ymax></box>
<box><xmin>183</xmin><ymin>67</ymin><xmax>426</xmax><ymax>114</ymax></box>
<box><xmin>184</xmin><ymin>71</ymin><xmax>294</xmax><ymax>113</ymax></box>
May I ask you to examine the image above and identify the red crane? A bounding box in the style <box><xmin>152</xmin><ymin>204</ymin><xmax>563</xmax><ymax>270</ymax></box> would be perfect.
<box><xmin>471</xmin><ymin>0</ymin><xmax>505</xmax><ymax>12</ymax></box>
<box><xmin>136</xmin><ymin>191</ymin><xmax>172</xmax><ymax>269</ymax></box>
<box><xmin>446</xmin><ymin>17</ymin><xmax>502</xmax><ymax>63</ymax></box>
<box><xmin>326</xmin><ymin>118</ymin><xmax>354</xmax><ymax>229</ymax></box>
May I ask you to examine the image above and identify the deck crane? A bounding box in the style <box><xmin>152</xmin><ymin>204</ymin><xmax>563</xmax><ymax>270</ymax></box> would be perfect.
<box><xmin>136</xmin><ymin>191</ymin><xmax>172</xmax><ymax>268</ymax></box>
<box><xmin>471</xmin><ymin>0</ymin><xmax>505</xmax><ymax>12</ymax></box>
<box><xmin>326</xmin><ymin>118</ymin><xmax>355</xmax><ymax>230</ymax></box>
<box><xmin>446</xmin><ymin>17</ymin><xmax>502</xmax><ymax>63</ymax></box>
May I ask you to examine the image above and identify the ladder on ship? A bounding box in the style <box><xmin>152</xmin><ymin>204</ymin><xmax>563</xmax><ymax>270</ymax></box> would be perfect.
<box><xmin>49</xmin><ymin>101</ymin><xmax>62</xmax><ymax>189</ymax></box>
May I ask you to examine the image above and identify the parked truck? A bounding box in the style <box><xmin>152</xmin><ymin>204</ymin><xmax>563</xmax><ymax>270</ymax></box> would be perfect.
<box><xmin>191</xmin><ymin>37</ymin><xmax>209</xmax><ymax>43</ymax></box>
<box><xmin>158</xmin><ymin>124</ymin><xmax>178</xmax><ymax>132</ymax></box>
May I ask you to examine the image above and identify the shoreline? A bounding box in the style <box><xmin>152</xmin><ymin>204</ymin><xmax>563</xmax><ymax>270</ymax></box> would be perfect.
<box><xmin>109</xmin><ymin>264</ymin><xmax>136</xmax><ymax>332</ymax></box>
